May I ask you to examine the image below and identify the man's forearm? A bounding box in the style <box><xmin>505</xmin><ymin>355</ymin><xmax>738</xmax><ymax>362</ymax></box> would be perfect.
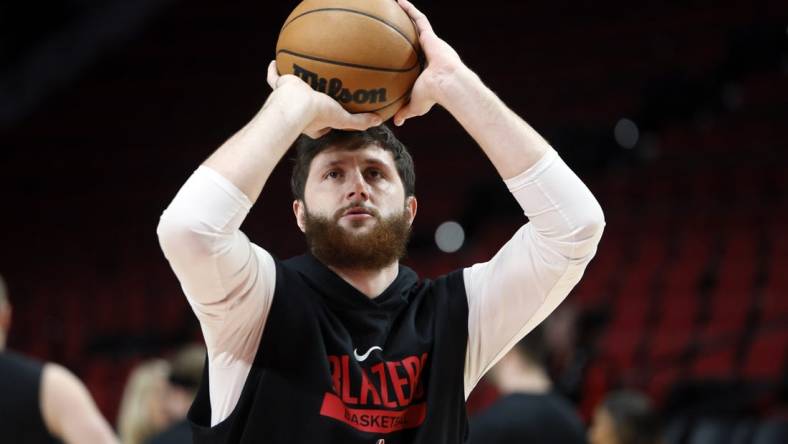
<box><xmin>203</xmin><ymin>86</ymin><xmax>313</xmax><ymax>203</ymax></box>
<box><xmin>438</xmin><ymin>67</ymin><xmax>550</xmax><ymax>180</ymax></box>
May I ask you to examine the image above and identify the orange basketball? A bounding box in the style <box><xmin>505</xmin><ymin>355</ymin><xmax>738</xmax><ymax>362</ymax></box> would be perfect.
<box><xmin>275</xmin><ymin>0</ymin><xmax>422</xmax><ymax>122</ymax></box>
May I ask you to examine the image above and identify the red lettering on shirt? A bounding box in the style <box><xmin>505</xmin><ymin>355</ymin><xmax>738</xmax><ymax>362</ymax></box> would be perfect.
<box><xmin>322</xmin><ymin>352</ymin><xmax>430</xmax><ymax>433</ymax></box>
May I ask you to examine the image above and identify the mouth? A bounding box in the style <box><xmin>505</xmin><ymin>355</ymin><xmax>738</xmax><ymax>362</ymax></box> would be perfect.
<box><xmin>341</xmin><ymin>207</ymin><xmax>375</xmax><ymax>220</ymax></box>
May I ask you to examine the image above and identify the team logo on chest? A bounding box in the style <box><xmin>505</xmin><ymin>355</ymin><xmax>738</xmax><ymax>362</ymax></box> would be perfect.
<box><xmin>353</xmin><ymin>346</ymin><xmax>383</xmax><ymax>362</ymax></box>
<box><xmin>319</xmin><ymin>352</ymin><xmax>429</xmax><ymax>434</ymax></box>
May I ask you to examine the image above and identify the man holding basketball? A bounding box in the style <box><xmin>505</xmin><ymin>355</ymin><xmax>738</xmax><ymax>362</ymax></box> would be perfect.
<box><xmin>157</xmin><ymin>0</ymin><xmax>604</xmax><ymax>442</ymax></box>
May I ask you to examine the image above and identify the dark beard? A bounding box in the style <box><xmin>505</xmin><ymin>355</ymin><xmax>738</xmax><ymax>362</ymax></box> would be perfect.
<box><xmin>303</xmin><ymin>204</ymin><xmax>411</xmax><ymax>271</ymax></box>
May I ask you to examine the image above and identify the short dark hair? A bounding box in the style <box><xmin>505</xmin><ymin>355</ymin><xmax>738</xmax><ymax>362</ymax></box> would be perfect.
<box><xmin>602</xmin><ymin>390</ymin><xmax>661</xmax><ymax>444</ymax></box>
<box><xmin>168</xmin><ymin>344</ymin><xmax>205</xmax><ymax>393</ymax></box>
<box><xmin>513</xmin><ymin>324</ymin><xmax>548</xmax><ymax>368</ymax></box>
<box><xmin>290</xmin><ymin>125</ymin><xmax>415</xmax><ymax>201</ymax></box>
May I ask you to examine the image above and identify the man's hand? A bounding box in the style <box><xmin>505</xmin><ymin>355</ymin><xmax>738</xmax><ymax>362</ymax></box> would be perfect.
<box><xmin>393</xmin><ymin>0</ymin><xmax>466</xmax><ymax>127</ymax></box>
<box><xmin>266</xmin><ymin>61</ymin><xmax>381</xmax><ymax>138</ymax></box>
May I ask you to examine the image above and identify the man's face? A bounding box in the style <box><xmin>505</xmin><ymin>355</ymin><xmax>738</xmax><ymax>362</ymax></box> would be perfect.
<box><xmin>293</xmin><ymin>144</ymin><xmax>417</xmax><ymax>270</ymax></box>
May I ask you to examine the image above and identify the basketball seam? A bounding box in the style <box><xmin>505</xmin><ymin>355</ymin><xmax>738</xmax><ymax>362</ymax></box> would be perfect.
<box><xmin>277</xmin><ymin>49</ymin><xmax>420</xmax><ymax>72</ymax></box>
<box><xmin>280</xmin><ymin>7</ymin><xmax>419</xmax><ymax>52</ymax></box>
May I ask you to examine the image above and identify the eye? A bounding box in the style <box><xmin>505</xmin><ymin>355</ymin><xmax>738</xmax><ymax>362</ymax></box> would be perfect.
<box><xmin>325</xmin><ymin>170</ymin><xmax>342</xmax><ymax>179</ymax></box>
<box><xmin>366</xmin><ymin>168</ymin><xmax>383</xmax><ymax>180</ymax></box>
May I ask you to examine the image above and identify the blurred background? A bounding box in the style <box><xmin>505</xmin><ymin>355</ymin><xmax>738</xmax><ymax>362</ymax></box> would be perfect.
<box><xmin>1</xmin><ymin>0</ymin><xmax>786</xmax><ymax>442</ymax></box>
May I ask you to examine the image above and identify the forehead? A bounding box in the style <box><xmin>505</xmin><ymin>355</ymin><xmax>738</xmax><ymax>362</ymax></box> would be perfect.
<box><xmin>309</xmin><ymin>144</ymin><xmax>396</xmax><ymax>172</ymax></box>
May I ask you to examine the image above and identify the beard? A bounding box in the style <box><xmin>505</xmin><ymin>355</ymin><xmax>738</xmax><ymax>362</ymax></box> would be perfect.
<box><xmin>303</xmin><ymin>203</ymin><xmax>412</xmax><ymax>271</ymax></box>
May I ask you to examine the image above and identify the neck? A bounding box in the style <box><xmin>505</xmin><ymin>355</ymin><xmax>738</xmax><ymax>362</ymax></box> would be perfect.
<box><xmin>492</xmin><ymin>357</ymin><xmax>552</xmax><ymax>395</ymax></box>
<box><xmin>328</xmin><ymin>261</ymin><xmax>400</xmax><ymax>298</ymax></box>
<box><xmin>496</xmin><ymin>369</ymin><xmax>552</xmax><ymax>395</ymax></box>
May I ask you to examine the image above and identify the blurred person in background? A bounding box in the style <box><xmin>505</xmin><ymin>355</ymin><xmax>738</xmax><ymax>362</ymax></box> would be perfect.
<box><xmin>117</xmin><ymin>359</ymin><xmax>171</xmax><ymax>444</ymax></box>
<box><xmin>0</xmin><ymin>274</ymin><xmax>119</xmax><ymax>444</ymax></box>
<box><xmin>544</xmin><ymin>303</ymin><xmax>608</xmax><ymax>403</ymax></box>
<box><xmin>147</xmin><ymin>344</ymin><xmax>205</xmax><ymax>444</ymax></box>
<box><xmin>468</xmin><ymin>325</ymin><xmax>587</xmax><ymax>444</ymax></box>
<box><xmin>589</xmin><ymin>390</ymin><xmax>662</xmax><ymax>444</ymax></box>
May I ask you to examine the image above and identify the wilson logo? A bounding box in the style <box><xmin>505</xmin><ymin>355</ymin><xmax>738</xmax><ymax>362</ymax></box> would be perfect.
<box><xmin>292</xmin><ymin>64</ymin><xmax>388</xmax><ymax>104</ymax></box>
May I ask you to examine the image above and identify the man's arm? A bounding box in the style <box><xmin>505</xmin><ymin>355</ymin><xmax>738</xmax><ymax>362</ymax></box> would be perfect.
<box><xmin>203</xmin><ymin>65</ymin><xmax>381</xmax><ymax>201</ymax></box>
<box><xmin>462</xmin><ymin>150</ymin><xmax>604</xmax><ymax>394</ymax></box>
<box><xmin>156</xmin><ymin>66</ymin><xmax>380</xmax><ymax>425</ymax></box>
<box><xmin>40</xmin><ymin>364</ymin><xmax>119</xmax><ymax>444</ymax></box>
<box><xmin>157</xmin><ymin>64</ymin><xmax>381</xmax><ymax>341</ymax></box>
<box><xmin>393</xmin><ymin>0</ymin><xmax>605</xmax><ymax>395</ymax></box>
<box><xmin>393</xmin><ymin>0</ymin><xmax>547</xmax><ymax>178</ymax></box>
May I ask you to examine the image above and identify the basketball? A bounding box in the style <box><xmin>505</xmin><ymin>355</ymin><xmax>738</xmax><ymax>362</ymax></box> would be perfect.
<box><xmin>275</xmin><ymin>0</ymin><xmax>422</xmax><ymax>122</ymax></box>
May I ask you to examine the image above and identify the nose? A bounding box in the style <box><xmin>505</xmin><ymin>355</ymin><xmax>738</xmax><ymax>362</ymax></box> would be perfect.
<box><xmin>346</xmin><ymin>169</ymin><xmax>370</xmax><ymax>202</ymax></box>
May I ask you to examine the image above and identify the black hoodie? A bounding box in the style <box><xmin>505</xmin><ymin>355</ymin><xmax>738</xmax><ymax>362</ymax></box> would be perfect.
<box><xmin>189</xmin><ymin>253</ymin><xmax>470</xmax><ymax>444</ymax></box>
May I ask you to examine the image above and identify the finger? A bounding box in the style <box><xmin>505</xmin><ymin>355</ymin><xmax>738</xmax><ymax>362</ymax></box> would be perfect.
<box><xmin>266</xmin><ymin>60</ymin><xmax>280</xmax><ymax>89</ymax></box>
<box><xmin>393</xmin><ymin>100</ymin><xmax>433</xmax><ymax>126</ymax></box>
<box><xmin>338</xmin><ymin>111</ymin><xmax>383</xmax><ymax>131</ymax></box>
<box><xmin>307</xmin><ymin>128</ymin><xmax>332</xmax><ymax>139</ymax></box>
<box><xmin>393</xmin><ymin>104</ymin><xmax>412</xmax><ymax>127</ymax></box>
<box><xmin>397</xmin><ymin>0</ymin><xmax>434</xmax><ymax>35</ymax></box>
<box><xmin>331</xmin><ymin>109</ymin><xmax>383</xmax><ymax>131</ymax></box>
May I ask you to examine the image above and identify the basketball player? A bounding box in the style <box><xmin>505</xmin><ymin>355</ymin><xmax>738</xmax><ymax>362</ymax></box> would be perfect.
<box><xmin>0</xmin><ymin>274</ymin><xmax>119</xmax><ymax>444</ymax></box>
<box><xmin>588</xmin><ymin>391</ymin><xmax>662</xmax><ymax>444</ymax></box>
<box><xmin>157</xmin><ymin>0</ymin><xmax>605</xmax><ymax>442</ymax></box>
<box><xmin>468</xmin><ymin>326</ymin><xmax>587</xmax><ymax>444</ymax></box>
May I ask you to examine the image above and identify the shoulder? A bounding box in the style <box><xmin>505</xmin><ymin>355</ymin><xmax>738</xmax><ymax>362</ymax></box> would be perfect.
<box><xmin>0</xmin><ymin>351</ymin><xmax>45</xmax><ymax>411</ymax></box>
<box><xmin>410</xmin><ymin>268</ymin><xmax>469</xmax><ymax>331</ymax></box>
<box><xmin>39</xmin><ymin>363</ymin><xmax>88</xmax><ymax>436</ymax></box>
<box><xmin>0</xmin><ymin>351</ymin><xmax>46</xmax><ymax>404</ymax></box>
<box><xmin>0</xmin><ymin>350</ymin><xmax>44</xmax><ymax>372</ymax></box>
<box><xmin>421</xmin><ymin>268</ymin><xmax>467</xmax><ymax>298</ymax></box>
<box><xmin>468</xmin><ymin>399</ymin><xmax>513</xmax><ymax>442</ymax></box>
<box><xmin>428</xmin><ymin>268</ymin><xmax>468</xmax><ymax>315</ymax></box>
<box><xmin>41</xmin><ymin>363</ymin><xmax>91</xmax><ymax>404</ymax></box>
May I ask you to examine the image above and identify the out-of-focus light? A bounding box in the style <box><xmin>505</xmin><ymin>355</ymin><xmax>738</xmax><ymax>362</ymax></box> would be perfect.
<box><xmin>614</xmin><ymin>118</ymin><xmax>640</xmax><ymax>149</ymax></box>
<box><xmin>435</xmin><ymin>221</ymin><xmax>465</xmax><ymax>253</ymax></box>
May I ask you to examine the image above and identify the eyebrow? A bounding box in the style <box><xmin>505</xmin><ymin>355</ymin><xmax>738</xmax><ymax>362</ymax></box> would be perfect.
<box><xmin>321</xmin><ymin>158</ymin><xmax>392</xmax><ymax>169</ymax></box>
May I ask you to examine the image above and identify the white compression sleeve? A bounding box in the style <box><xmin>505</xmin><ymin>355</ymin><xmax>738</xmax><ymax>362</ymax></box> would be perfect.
<box><xmin>157</xmin><ymin>166</ymin><xmax>276</xmax><ymax>426</ymax></box>
<box><xmin>463</xmin><ymin>150</ymin><xmax>605</xmax><ymax>397</ymax></box>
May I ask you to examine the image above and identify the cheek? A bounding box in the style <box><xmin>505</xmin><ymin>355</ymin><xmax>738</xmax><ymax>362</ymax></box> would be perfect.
<box><xmin>303</xmin><ymin>197</ymin><xmax>336</xmax><ymax>220</ymax></box>
<box><xmin>376</xmin><ymin>184</ymin><xmax>406</xmax><ymax>211</ymax></box>
<box><xmin>310</xmin><ymin>177</ymin><xmax>348</xmax><ymax>199</ymax></box>
<box><xmin>379</xmin><ymin>179</ymin><xmax>401</xmax><ymax>195</ymax></box>
<box><xmin>304</xmin><ymin>186</ymin><xmax>336</xmax><ymax>210</ymax></box>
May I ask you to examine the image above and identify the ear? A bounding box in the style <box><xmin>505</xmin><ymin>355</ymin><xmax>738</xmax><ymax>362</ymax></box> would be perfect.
<box><xmin>293</xmin><ymin>200</ymin><xmax>307</xmax><ymax>233</ymax></box>
<box><xmin>0</xmin><ymin>304</ymin><xmax>11</xmax><ymax>334</ymax></box>
<box><xmin>405</xmin><ymin>196</ymin><xmax>418</xmax><ymax>226</ymax></box>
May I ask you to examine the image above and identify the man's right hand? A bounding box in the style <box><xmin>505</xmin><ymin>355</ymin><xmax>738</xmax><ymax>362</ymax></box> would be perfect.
<box><xmin>266</xmin><ymin>61</ymin><xmax>381</xmax><ymax>138</ymax></box>
<box><xmin>197</xmin><ymin>60</ymin><xmax>381</xmax><ymax>202</ymax></box>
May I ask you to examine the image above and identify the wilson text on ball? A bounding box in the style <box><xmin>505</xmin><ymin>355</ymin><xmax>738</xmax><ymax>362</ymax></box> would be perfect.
<box><xmin>293</xmin><ymin>64</ymin><xmax>388</xmax><ymax>104</ymax></box>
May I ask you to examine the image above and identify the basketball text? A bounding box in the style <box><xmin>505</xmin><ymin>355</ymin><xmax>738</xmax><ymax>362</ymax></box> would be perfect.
<box><xmin>292</xmin><ymin>64</ymin><xmax>388</xmax><ymax>105</ymax></box>
<box><xmin>318</xmin><ymin>352</ymin><xmax>429</xmax><ymax>433</ymax></box>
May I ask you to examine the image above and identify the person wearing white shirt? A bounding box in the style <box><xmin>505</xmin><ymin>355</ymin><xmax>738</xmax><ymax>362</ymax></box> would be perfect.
<box><xmin>157</xmin><ymin>1</ymin><xmax>604</xmax><ymax>442</ymax></box>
